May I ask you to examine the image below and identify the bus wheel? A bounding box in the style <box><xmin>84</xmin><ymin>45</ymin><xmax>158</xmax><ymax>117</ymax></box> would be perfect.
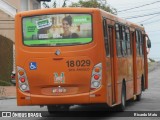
<box><xmin>47</xmin><ymin>105</ymin><xmax>57</xmax><ymax>114</ymax></box>
<box><xmin>47</xmin><ymin>105</ymin><xmax>70</xmax><ymax>114</ymax></box>
<box><xmin>136</xmin><ymin>81</ymin><xmax>142</xmax><ymax>101</ymax></box>
<box><xmin>118</xmin><ymin>83</ymin><xmax>126</xmax><ymax>111</ymax></box>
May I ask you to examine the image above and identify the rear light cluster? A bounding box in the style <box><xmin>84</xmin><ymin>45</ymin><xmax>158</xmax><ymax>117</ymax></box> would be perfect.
<box><xmin>91</xmin><ymin>63</ymin><xmax>102</xmax><ymax>90</ymax></box>
<box><xmin>11</xmin><ymin>74</ymin><xmax>15</xmax><ymax>79</ymax></box>
<box><xmin>17</xmin><ymin>66</ymin><xmax>30</xmax><ymax>93</ymax></box>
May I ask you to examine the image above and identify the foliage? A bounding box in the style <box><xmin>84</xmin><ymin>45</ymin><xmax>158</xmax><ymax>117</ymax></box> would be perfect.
<box><xmin>0</xmin><ymin>80</ymin><xmax>12</xmax><ymax>86</ymax></box>
<box><xmin>69</xmin><ymin>0</ymin><xmax>117</xmax><ymax>15</ymax></box>
<box><xmin>149</xmin><ymin>58</ymin><xmax>155</xmax><ymax>62</ymax></box>
<box><xmin>0</xmin><ymin>35</ymin><xmax>13</xmax><ymax>84</ymax></box>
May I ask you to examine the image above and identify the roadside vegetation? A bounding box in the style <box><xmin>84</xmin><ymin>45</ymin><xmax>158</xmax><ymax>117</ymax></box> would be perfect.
<box><xmin>0</xmin><ymin>80</ymin><xmax>12</xmax><ymax>86</ymax></box>
<box><xmin>148</xmin><ymin>58</ymin><xmax>160</xmax><ymax>72</ymax></box>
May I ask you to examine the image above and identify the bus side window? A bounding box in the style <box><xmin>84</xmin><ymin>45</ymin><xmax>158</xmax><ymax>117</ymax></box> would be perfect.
<box><xmin>137</xmin><ymin>30</ymin><xmax>143</xmax><ymax>56</ymax></box>
<box><xmin>139</xmin><ymin>31</ymin><xmax>143</xmax><ymax>56</ymax></box>
<box><xmin>142</xmin><ymin>34</ymin><xmax>145</xmax><ymax>55</ymax></box>
<box><xmin>103</xmin><ymin>18</ymin><xmax>110</xmax><ymax>56</ymax></box>
<box><xmin>121</xmin><ymin>25</ymin><xmax>127</xmax><ymax>56</ymax></box>
<box><xmin>125</xmin><ymin>27</ymin><xmax>131</xmax><ymax>56</ymax></box>
<box><xmin>136</xmin><ymin>30</ymin><xmax>140</xmax><ymax>56</ymax></box>
<box><xmin>115</xmin><ymin>23</ymin><xmax>122</xmax><ymax>57</ymax></box>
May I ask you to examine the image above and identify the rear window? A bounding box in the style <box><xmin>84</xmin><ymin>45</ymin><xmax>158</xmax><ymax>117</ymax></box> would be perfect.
<box><xmin>22</xmin><ymin>14</ymin><xmax>92</xmax><ymax>46</ymax></box>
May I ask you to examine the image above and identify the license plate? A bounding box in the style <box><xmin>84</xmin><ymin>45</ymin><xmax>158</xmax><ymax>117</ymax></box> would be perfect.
<box><xmin>52</xmin><ymin>87</ymin><xmax>66</xmax><ymax>93</ymax></box>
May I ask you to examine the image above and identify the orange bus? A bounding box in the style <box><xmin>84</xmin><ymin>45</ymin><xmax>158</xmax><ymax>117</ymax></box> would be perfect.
<box><xmin>15</xmin><ymin>8</ymin><xmax>151</xmax><ymax>113</ymax></box>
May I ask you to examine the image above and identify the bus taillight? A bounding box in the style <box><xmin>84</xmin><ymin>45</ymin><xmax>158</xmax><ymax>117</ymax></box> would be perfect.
<box><xmin>94</xmin><ymin>74</ymin><xmax>99</xmax><ymax>80</ymax></box>
<box><xmin>19</xmin><ymin>70</ymin><xmax>24</xmax><ymax>76</ymax></box>
<box><xmin>20</xmin><ymin>84</ymin><xmax>27</xmax><ymax>90</ymax></box>
<box><xmin>94</xmin><ymin>67</ymin><xmax>100</xmax><ymax>73</ymax></box>
<box><xmin>20</xmin><ymin>77</ymin><xmax>25</xmax><ymax>83</ymax></box>
<box><xmin>17</xmin><ymin>66</ymin><xmax>30</xmax><ymax>93</ymax></box>
<box><xmin>92</xmin><ymin>81</ymin><xmax>100</xmax><ymax>88</ymax></box>
<box><xmin>91</xmin><ymin>63</ymin><xmax>102</xmax><ymax>90</ymax></box>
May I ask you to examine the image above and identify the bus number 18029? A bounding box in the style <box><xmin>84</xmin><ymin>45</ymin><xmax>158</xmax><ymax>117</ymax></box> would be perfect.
<box><xmin>66</xmin><ymin>60</ymin><xmax>91</xmax><ymax>67</ymax></box>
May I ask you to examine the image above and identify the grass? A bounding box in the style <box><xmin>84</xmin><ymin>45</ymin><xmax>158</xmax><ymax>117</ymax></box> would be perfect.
<box><xmin>0</xmin><ymin>80</ymin><xmax>12</xmax><ymax>86</ymax></box>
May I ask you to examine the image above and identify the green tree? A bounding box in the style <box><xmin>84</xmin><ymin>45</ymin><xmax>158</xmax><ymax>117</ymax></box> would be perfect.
<box><xmin>52</xmin><ymin>1</ymin><xmax>56</xmax><ymax>8</ymax></box>
<box><xmin>69</xmin><ymin>0</ymin><xmax>117</xmax><ymax>15</ymax></box>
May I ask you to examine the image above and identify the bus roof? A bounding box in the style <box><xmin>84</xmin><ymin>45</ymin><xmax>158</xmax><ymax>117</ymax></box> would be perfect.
<box><xmin>17</xmin><ymin>7</ymin><xmax>144</xmax><ymax>31</ymax></box>
<box><xmin>99</xmin><ymin>9</ymin><xmax>145</xmax><ymax>31</ymax></box>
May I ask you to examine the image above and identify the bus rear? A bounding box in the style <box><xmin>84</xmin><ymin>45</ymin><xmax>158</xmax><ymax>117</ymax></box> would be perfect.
<box><xmin>15</xmin><ymin>8</ymin><xmax>107</xmax><ymax>107</ymax></box>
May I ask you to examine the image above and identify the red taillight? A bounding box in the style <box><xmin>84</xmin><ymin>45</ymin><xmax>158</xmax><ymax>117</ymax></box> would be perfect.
<box><xmin>94</xmin><ymin>75</ymin><xmax>99</xmax><ymax>80</ymax></box>
<box><xmin>11</xmin><ymin>75</ymin><xmax>15</xmax><ymax>79</ymax></box>
<box><xmin>20</xmin><ymin>77</ymin><xmax>25</xmax><ymax>83</ymax></box>
<box><xmin>91</xmin><ymin>63</ymin><xmax>102</xmax><ymax>91</ymax></box>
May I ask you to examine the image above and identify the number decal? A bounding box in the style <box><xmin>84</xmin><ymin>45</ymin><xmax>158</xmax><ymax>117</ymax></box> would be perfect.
<box><xmin>66</xmin><ymin>60</ymin><xmax>91</xmax><ymax>67</ymax></box>
<box><xmin>70</xmin><ymin>60</ymin><xmax>74</xmax><ymax>67</ymax></box>
<box><xmin>66</xmin><ymin>61</ymin><xmax>69</xmax><ymax>67</ymax></box>
<box><xmin>86</xmin><ymin>60</ymin><xmax>91</xmax><ymax>66</ymax></box>
<box><xmin>81</xmin><ymin>60</ymin><xmax>85</xmax><ymax>67</ymax></box>
<box><xmin>76</xmin><ymin>60</ymin><xmax>81</xmax><ymax>67</ymax></box>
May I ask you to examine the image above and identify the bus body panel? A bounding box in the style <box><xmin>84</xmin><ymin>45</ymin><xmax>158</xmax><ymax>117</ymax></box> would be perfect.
<box><xmin>105</xmin><ymin>58</ymin><xmax>112</xmax><ymax>106</ymax></box>
<box><xmin>15</xmin><ymin>8</ymin><xmax>149</xmax><ymax>108</ymax></box>
<box><xmin>136</xmin><ymin>56</ymin><xmax>143</xmax><ymax>94</ymax></box>
<box><xmin>126</xmin><ymin>56</ymin><xmax>134</xmax><ymax>100</ymax></box>
<box><xmin>17</xmin><ymin>85</ymin><xmax>107</xmax><ymax>106</ymax></box>
<box><xmin>16</xmin><ymin>8</ymin><xmax>108</xmax><ymax>106</ymax></box>
<box><xmin>24</xmin><ymin>56</ymin><xmax>92</xmax><ymax>96</ymax></box>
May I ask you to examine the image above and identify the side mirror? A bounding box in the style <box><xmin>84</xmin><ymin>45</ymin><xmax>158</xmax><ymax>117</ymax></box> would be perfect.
<box><xmin>147</xmin><ymin>39</ymin><xmax>151</xmax><ymax>48</ymax></box>
<box><xmin>145</xmin><ymin>34</ymin><xmax>151</xmax><ymax>48</ymax></box>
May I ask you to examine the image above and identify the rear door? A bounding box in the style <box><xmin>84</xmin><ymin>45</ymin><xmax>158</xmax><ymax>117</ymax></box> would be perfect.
<box><xmin>103</xmin><ymin>18</ymin><xmax>116</xmax><ymax>105</ymax></box>
<box><xmin>108</xmin><ymin>25</ymin><xmax>116</xmax><ymax>104</ymax></box>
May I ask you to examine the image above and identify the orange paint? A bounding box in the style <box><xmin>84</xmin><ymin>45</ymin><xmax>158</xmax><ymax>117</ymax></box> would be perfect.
<box><xmin>15</xmin><ymin>8</ymin><xmax>149</xmax><ymax>108</ymax></box>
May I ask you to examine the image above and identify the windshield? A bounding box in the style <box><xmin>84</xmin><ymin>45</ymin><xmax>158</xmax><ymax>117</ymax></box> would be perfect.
<box><xmin>22</xmin><ymin>14</ymin><xmax>92</xmax><ymax>46</ymax></box>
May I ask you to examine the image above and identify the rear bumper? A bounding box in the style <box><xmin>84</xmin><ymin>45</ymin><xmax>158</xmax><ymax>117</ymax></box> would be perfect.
<box><xmin>17</xmin><ymin>85</ymin><xmax>107</xmax><ymax>106</ymax></box>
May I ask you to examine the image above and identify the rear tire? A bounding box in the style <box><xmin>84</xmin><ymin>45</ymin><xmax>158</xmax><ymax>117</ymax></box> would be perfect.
<box><xmin>142</xmin><ymin>78</ymin><xmax>145</xmax><ymax>91</ymax></box>
<box><xmin>47</xmin><ymin>105</ymin><xmax>70</xmax><ymax>114</ymax></box>
<box><xmin>47</xmin><ymin>105</ymin><xmax>57</xmax><ymax>114</ymax></box>
<box><xmin>136</xmin><ymin>80</ymin><xmax>142</xmax><ymax>101</ymax></box>
<box><xmin>118</xmin><ymin>83</ymin><xmax>126</xmax><ymax>111</ymax></box>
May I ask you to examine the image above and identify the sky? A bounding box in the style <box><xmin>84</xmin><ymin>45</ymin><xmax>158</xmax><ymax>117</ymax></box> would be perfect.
<box><xmin>42</xmin><ymin>0</ymin><xmax>160</xmax><ymax>61</ymax></box>
<box><xmin>107</xmin><ymin>0</ymin><xmax>160</xmax><ymax>61</ymax></box>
